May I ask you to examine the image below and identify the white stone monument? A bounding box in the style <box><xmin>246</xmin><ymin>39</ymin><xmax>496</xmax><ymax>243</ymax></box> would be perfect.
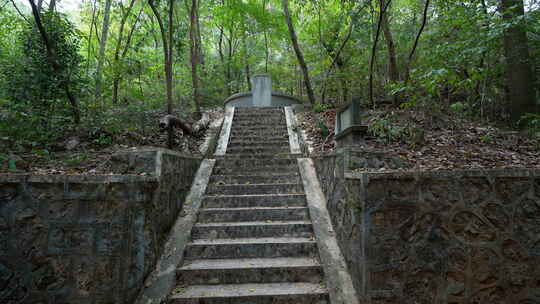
<box><xmin>251</xmin><ymin>74</ymin><xmax>272</xmax><ymax>107</ymax></box>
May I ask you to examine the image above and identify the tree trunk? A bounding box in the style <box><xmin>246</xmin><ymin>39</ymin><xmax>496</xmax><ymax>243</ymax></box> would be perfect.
<box><xmin>112</xmin><ymin>0</ymin><xmax>138</xmax><ymax>104</ymax></box>
<box><xmin>48</xmin><ymin>0</ymin><xmax>56</xmax><ymax>11</ymax></box>
<box><xmin>404</xmin><ymin>0</ymin><xmax>430</xmax><ymax>82</ymax></box>
<box><xmin>28</xmin><ymin>0</ymin><xmax>80</xmax><ymax>124</ymax></box>
<box><xmin>243</xmin><ymin>40</ymin><xmax>251</xmax><ymax>91</ymax></box>
<box><xmin>95</xmin><ymin>0</ymin><xmax>112</xmax><ymax>101</ymax></box>
<box><xmin>263</xmin><ymin>0</ymin><xmax>269</xmax><ymax>73</ymax></box>
<box><xmin>369</xmin><ymin>0</ymin><xmax>392</xmax><ymax>106</ymax></box>
<box><xmin>149</xmin><ymin>0</ymin><xmax>174</xmax><ymax>147</ymax></box>
<box><xmin>85</xmin><ymin>0</ymin><xmax>98</xmax><ymax>76</ymax></box>
<box><xmin>501</xmin><ymin>0</ymin><xmax>538</xmax><ymax>124</ymax></box>
<box><xmin>282</xmin><ymin>0</ymin><xmax>315</xmax><ymax>104</ymax></box>
<box><xmin>380</xmin><ymin>0</ymin><xmax>399</xmax><ymax>82</ymax></box>
<box><xmin>159</xmin><ymin>115</ymin><xmax>193</xmax><ymax>135</ymax></box>
<box><xmin>189</xmin><ymin>0</ymin><xmax>202</xmax><ymax>116</ymax></box>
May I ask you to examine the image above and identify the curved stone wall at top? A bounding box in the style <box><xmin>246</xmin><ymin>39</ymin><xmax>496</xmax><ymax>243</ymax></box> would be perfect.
<box><xmin>223</xmin><ymin>91</ymin><xmax>303</xmax><ymax>107</ymax></box>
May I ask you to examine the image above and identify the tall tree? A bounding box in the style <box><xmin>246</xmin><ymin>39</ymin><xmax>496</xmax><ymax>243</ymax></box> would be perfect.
<box><xmin>111</xmin><ymin>0</ymin><xmax>139</xmax><ymax>104</ymax></box>
<box><xmin>501</xmin><ymin>0</ymin><xmax>538</xmax><ymax>124</ymax></box>
<box><xmin>95</xmin><ymin>0</ymin><xmax>112</xmax><ymax>101</ymax></box>
<box><xmin>189</xmin><ymin>0</ymin><xmax>202</xmax><ymax>116</ymax></box>
<box><xmin>380</xmin><ymin>0</ymin><xmax>399</xmax><ymax>82</ymax></box>
<box><xmin>282</xmin><ymin>0</ymin><xmax>315</xmax><ymax>104</ymax></box>
<box><xmin>148</xmin><ymin>0</ymin><xmax>175</xmax><ymax>147</ymax></box>
<box><xmin>27</xmin><ymin>0</ymin><xmax>81</xmax><ymax>124</ymax></box>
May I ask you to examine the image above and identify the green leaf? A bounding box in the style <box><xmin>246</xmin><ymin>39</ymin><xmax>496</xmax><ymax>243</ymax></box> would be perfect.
<box><xmin>8</xmin><ymin>158</ymin><xmax>17</xmax><ymax>171</ymax></box>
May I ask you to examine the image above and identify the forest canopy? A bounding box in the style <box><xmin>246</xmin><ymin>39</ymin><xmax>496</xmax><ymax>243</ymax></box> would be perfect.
<box><xmin>0</xmin><ymin>0</ymin><xmax>539</xmax><ymax>153</ymax></box>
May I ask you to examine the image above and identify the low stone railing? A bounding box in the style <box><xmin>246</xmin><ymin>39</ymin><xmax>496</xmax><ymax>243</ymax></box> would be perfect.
<box><xmin>0</xmin><ymin>148</ymin><xmax>201</xmax><ymax>304</ymax></box>
<box><xmin>313</xmin><ymin>151</ymin><xmax>540</xmax><ymax>303</ymax></box>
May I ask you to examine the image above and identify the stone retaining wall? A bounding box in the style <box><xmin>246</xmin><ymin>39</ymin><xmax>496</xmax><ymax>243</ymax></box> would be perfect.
<box><xmin>0</xmin><ymin>148</ymin><xmax>201</xmax><ymax>304</ymax></box>
<box><xmin>313</xmin><ymin>154</ymin><xmax>540</xmax><ymax>304</ymax></box>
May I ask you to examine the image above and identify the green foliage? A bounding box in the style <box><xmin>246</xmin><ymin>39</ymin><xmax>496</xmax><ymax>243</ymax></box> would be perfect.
<box><xmin>0</xmin><ymin>154</ymin><xmax>17</xmax><ymax>171</ymax></box>
<box><xmin>368</xmin><ymin>118</ymin><xmax>406</xmax><ymax>144</ymax></box>
<box><xmin>316</xmin><ymin>120</ymin><xmax>329</xmax><ymax>137</ymax></box>
<box><xmin>520</xmin><ymin>113</ymin><xmax>540</xmax><ymax>137</ymax></box>
<box><xmin>6</xmin><ymin>11</ymin><xmax>83</xmax><ymax>107</ymax></box>
<box><xmin>312</xmin><ymin>103</ymin><xmax>331</xmax><ymax>113</ymax></box>
<box><xmin>0</xmin><ymin>10</ymin><xmax>84</xmax><ymax>148</ymax></box>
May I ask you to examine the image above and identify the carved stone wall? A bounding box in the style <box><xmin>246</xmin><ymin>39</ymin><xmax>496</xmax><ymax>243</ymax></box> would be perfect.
<box><xmin>0</xmin><ymin>149</ymin><xmax>201</xmax><ymax>304</ymax></box>
<box><xmin>313</xmin><ymin>155</ymin><xmax>540</xmax><ymax>304</ymax></box>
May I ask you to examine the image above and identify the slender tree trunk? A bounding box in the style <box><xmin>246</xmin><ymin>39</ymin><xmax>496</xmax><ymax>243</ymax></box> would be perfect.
<box><xmin>48</xmin><ymin>0</ymin><xmax>56</xmax><ymax>11</ymax></box>
<box><xmin>380</xmin><ymin>0</ymin><xmax>399</xmax><ymax>82</ymax></box>
<box><xmin>217</xmin><ymin>25</ymin><xmax>228</xmax><ymax>96</ymax></box>
<box><xmin>85</xmin><ymin>0</ymin><xmax>98</xmax><ymax>76</ymax></box>
<box><xmin>112</xmin><ymin>1</ymin><xmax>140</xmax><ymax>104</ymax></box>
<box><xmin>369</xmin><ymin>0</ymin><xmax>392</xmax><ymax>106</ymax></box>
<box><xmin>28</xmin><ymin>0</ymin><xmax>80</xmax><ymax>124</ymax></box>
<box><xmin>404</xmin><ymin>0</ymin><xmax>430</xmax><ymax>82</ymax></box>
<box><xmin>189</xmin><ymin>0</ymin><xmax>202</xmax><ymax>116</ymax></box>
<box><xmin>149</xmin><ymin>0</ymin><xmax>174</xmax><ymax>147</ymax></box>
<box><xmin>95</xmin><ymin>0</ymin><xmax>112</xmax><ymax>101</ymax></box>
<box><xmin>501</xmin><ymin>0</ymin><xmax>538</xmax><ymax>124</ymax></box>
<box><xmin>263</xmin><ymin>0</ymin><xmax>269</xmax><ymax>73</ymax></box>
<box><xmin>244</xmin><ymin>40</ymin><xmax>251</xmax><ymax>91</ymax></box>
<box><xmin>195</xmin><ymin>0</ymin><xmax>205</xmax><ymax>75</ymax></box>
<box><xmin>282</xmin><ymin>0</ymin><xmax>315</xmax><ymax>104</ymax></box>
<box><xmin>226</xmin><ymin>28</ymin><xmax>233</xmax><ymax>96</ymax></box>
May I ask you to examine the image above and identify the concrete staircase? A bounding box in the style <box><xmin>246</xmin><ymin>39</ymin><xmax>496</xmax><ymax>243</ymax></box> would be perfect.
<box><xmin>170</xmin><ymin>107</ymin><xmax>329</xmax><ymax>303</ymax></box>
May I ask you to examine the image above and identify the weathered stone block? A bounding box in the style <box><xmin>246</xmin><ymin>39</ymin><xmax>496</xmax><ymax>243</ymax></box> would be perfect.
<box><xmin>313</xmin><ymin>152</ymin><xmax>540</xmax><ymax>304</ymax></box>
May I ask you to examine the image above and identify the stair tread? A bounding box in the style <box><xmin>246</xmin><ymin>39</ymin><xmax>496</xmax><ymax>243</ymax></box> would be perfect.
<box><xmin>189</xmin><ymin>237</ymin><xmax>315</xmax><ymax>245</ymax></box>
<box><xmin>194</xmin><ymin>220</ymin><xmax>311</xmax><ymax>227</ymax></box>
<box><xmin>171</xmin><ymin>282</ymin><xmax>327</xmax><ymax>298</ymax></box>
<box><xmin>180</xmin><ymin>257</ymin><xmax>320</xmax><ymax>270</ymax></box>
<box><xmin>210</xmin><ymin>183</ymin><xmax>301</xmax><ymax>187</ymax></box>
<box><xmin>200</xmin><ymin>206</ymin><xmax>306</xmax><ymax>211</ymax></box>
<box><xmin>204</xmin><ymin>193</ymin><xmax>305</xmax><ymax>199</ymax></box>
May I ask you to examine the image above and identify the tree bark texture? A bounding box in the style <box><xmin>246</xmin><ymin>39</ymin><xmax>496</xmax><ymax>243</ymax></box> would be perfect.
<box><xmin>405</xmin><ymin>0</ymin><xmax>430</xmax><ymax>82</ymax></box>
<box><xmin>149</xmin><ymin>0</ymin><xmax>174</xmax><ymax>147</ymax></box>
<box><xmin>190</xmin><ymin>0</ymin><xmax>202</xmax><ymax>116</ymax></box>
<box><xmin>282</xmin><ymin>0</ymin><xmax>316</xmax><ymax>104</ymax></box>
<box><xmin>380</xmin><ymin>0</ymin><xmax>399</xmax><ymax>82</ymax></box>
<box><xmin>501</xmin><ymin>0</ymin><xmax>538</xmax><ymax>124</ymax></box>
<box><xmin>369</xmin><ymin>0</ymin><xmax>392</xmax><ymax>106</ymax></box>
<box><xmin>95</xmin><ymin>0</ymin><xmax>112</xmax><ymax>101</ymax></box>
<box><xmin>112</xmin><ymin>0</ymin><xmax>138</xmax><ymax>104</ymax></box>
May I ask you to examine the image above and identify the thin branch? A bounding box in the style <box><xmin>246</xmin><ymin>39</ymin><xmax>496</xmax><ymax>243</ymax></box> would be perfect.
<box><xmin>405</xmin><ymin>0</ymin><xmax>431</xmax><ymax>82</ymax></box>
<box><xmin>369</xmin><ymin>0</ymin><xmax>393</xmax><ymax>107</ymax></box>
<box><xmin>10</xmin><ymin>0</ymin><xmax>30</xmax><ymax>24</ymax></box>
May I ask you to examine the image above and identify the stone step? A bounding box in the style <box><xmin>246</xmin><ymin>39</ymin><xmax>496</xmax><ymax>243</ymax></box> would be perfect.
<box><xmin>177</xmin><ymin>257</ymin><xmax>323</xmax><ymax>285</ymax></box>
<box><xmin>235</xmin><ymin>108</ymin><xmax>283</xmax><ymax>114</ymax></box>
<box><xmin>169</xmin><ymin>282</ymin><xmax>328</xmax><ymax>304</ymax></box>
<box><xmin>192</xmin><ymin>221</ymin><xmax>313</xmax><ymax>239</ymax></box>
<box><xmin>230</xmin><ymin>131</ymin><xmax>289</xmax><ymax>138</ymax></box>
<box><xmin>227</xmin><ymin>140</ymin><xmax>290</xmax><ymax>147</ymax></box>
<box><xmin>228</xmin><ymin>136</ymin><xmax>289</xmax><ymax>142</ymax></box>
<box><xmin>216</xmin><ymin>158</ymin><xmax>296</xmax><ymax>168</ymax></box>
<box><xmin>231</xmin><ymin>125</ymin><xmax>288</xmax><ymax>132</ymax></box>
<box><xmin>209</xmin><ymin>174</ymin><xmax>301</xmax><ymax>185</ymax></box>
<box><xmin>231</xmin><ymin>122</ymin><xmax>287</xmax><ymax>128</ymax></box>
<box><xmin>215</xmin><ymin>153</ymin><xmax>300</xmax><ymax>160</ymax></box>
<box><xmin>206</xmin><ymin>183</ymin><xmax>304</xmax><ymax>196</ymax></box>
<box><xmin>197</xmin><ymin>207</ymin><xmax>309</xmax><ymax>223</ymax></box>
<box><xmin>232</xmin><ymin>116</ymin><xmax>285</xmax><ymax>121</ymax></box>
<box><xmin>226</xmin><ymin>146</ymin><xmax>290</xmax><ymax>154</ymax></box>
<box><xmin>202</xmin><ymin>194</ymin><xmax>307</xmax><ymax>208</ymax></box>
<box><xmin>184</xmin><ymin>237</ymin><xmax>318</xmax><ymax>259</ymax></box>
<box><xmin>212</xmin><ymin>165</ymin><xmax>298</xmax><ymax>175</ymax></box>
